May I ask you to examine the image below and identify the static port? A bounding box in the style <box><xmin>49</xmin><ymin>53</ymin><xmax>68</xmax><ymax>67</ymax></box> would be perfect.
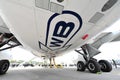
<box><xmin>57</xmin><ymin>0</ymin><xmax>64</xmax><ymax>3</ymax></box>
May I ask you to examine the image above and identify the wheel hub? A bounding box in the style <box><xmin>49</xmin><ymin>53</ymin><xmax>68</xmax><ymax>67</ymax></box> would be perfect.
<box><xmin>100</xmin><ymin>63</ymin><xmax>107</xmax><ymax>69</ymax></box>
<box><xmin>78</xmin><ymin>63</ymin><xmax>82</xmax><ymax>69</ymax></box>
<box><xmin>88</xmin><ymin>63</ymin><xmax>95</xmax><ymax>71</ymax></box>
<box><xmin>2</xmin><ymin>63</ymin><xmax>8</xmax><ymax>72</ymax></box>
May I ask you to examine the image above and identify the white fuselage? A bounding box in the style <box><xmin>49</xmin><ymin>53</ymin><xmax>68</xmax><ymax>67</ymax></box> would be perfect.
<box><xmin>0</xmin><ymin>0</ymin><xmax>120</xmax><ymax>58</ymax></box>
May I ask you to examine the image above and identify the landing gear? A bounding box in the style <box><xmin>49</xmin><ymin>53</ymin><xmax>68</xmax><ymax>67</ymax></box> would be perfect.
<box><xmin>77</xmin><ymin>61</ymin><xmax>86</xmax><ymax>71</ymax></box>
<box><xmin>99</xmin><ymin>60</ymin><xmax>112</xmax><ymax>72</ymax></box>
<box><xmin>49</xmin><ymin>57</ymin><xmax>57</xmax><ymax>68</ymax></box>
<box><xmin>0</xmin><ymin>33</ymin><xmax>21</xmax><ymax>75</ymax></box>
<box><xmin>75</xmin><ymin>44</ymin><xmax>112</xmax><ymax>73</ymax></box>
<box><xmin>0</xmin><ymin>60</ymin><xmax>10</xmax><ymax>75</ymax></box>
<box><xmin>87</xmin><ymin>60</ymin><xmax>100</xmax><ymax>73</ymax></box>
<box><xmin>77</xmin><ymin>59</ymin><xmax>101</xmax><ymax>73</ymax></box>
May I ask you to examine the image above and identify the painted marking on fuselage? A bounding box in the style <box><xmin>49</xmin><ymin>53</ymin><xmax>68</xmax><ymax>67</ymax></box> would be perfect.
<box><xmin>39</xmin><ymin>10</ymin><xmax>82</xmax><ymax>51</ymax></box>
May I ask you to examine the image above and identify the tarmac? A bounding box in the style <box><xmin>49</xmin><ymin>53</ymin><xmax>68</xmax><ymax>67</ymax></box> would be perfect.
<box><xmin>0</xmin><ymin>67</ymin><xmax>120</xmax><ymax>80</ymax></box>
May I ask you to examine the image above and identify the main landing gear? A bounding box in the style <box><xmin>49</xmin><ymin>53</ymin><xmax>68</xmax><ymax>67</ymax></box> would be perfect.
<box><xmin>75</xmin><ymin>44</ymin><xmax>112</xmax><ymax>73</ymax></box>
<box><xmin>0</xmin><ymin>33</ymin><xmax>21</xmax><ymax>75</ymax></box>
<box><xmin>0</xmin><ymin>60</ymin><xmax>10</xmax><ymax>75</ymax></box>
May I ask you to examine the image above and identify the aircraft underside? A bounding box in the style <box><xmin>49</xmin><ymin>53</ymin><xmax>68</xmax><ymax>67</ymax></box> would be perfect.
<box><xmin>0</xmin><ymin>0</ymin><xmax>120</xmax><ymax>75</ymax></box>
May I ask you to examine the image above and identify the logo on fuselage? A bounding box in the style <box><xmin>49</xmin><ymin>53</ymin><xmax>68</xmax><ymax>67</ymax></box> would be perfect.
<box><xmin>39</xmin><ymin>10</ymin><xmax>82</xmax><ymax>52</ymax></box>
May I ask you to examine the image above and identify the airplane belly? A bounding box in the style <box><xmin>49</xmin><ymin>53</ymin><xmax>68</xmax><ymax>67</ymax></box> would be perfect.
<box><xmin>0</xmin><ymin>0</ymin><xmax>41</xmax><ymax>54</ymax></box>
<box><xmin>0</xmin><ymin>0</ymin><xmax>120</xmax><ymax>57</ymax></box>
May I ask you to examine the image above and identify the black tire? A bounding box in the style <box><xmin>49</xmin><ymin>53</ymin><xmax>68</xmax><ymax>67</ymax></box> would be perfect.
<box><xmin>87</xmin><ymin>60</ymin><xmax>100</xmax><ymax>73</ymax></box>
<box><xmin>77</xmin><ymin>61</ymin><xmax>86</xmax><ymax>71</ymax></box>
<box><xmin>99</xmin><ymin>60</ymin><xmax>112</xmax><ymax>72</ymax></box>
<box><xmin>0</xmin><ymin>60</ymin><xmax>10</xmax><ymax>75</ymax></box>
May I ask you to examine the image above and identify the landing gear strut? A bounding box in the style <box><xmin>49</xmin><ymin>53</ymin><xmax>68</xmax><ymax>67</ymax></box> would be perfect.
<box><xmin>49</xmin><ymin>57</ymin><xmax>57</xmax><ymax>68</ymax></box>
<box><xmin>75</xmin><ymin>44</ymin><xmax>112</xmax><ymax>73</ymax></box>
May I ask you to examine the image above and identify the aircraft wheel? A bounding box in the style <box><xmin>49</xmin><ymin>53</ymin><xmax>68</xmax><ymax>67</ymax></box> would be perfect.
<box><xmin>77</xmin><ymin>61</ymin><xmax>86</xmax><ymax>71</ymax></box>
<box><xmin>99</xmin><ymin>60</ymin><xmax>112</xmax><ymax>72</ymax></box>
<box><xmin>0</xmin><ymin>60</ymin><xmax>10</xmax><ymax>75</ymax></box>
<box><xmin>87</xmin><ymin>60</ymin><xmax>100</xmax><ymax>73</ymax></box>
